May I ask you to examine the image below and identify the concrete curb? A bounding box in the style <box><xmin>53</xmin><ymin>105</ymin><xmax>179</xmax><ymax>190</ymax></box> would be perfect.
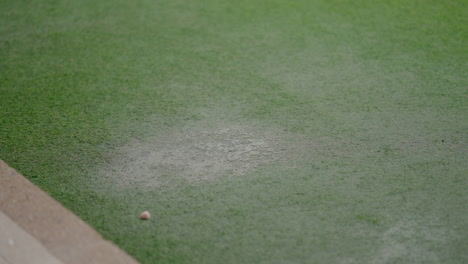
<box><xmin>0</xmin><ymin>160</ymin><xmax>140</xmax><ymax>264</ymax></box>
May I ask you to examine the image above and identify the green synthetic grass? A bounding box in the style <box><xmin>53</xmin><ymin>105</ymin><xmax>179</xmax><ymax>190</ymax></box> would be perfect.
<box><xmin>1</xmin><ymin>0</ymin><xmax>467</xmax><ymax>263</ymax></box>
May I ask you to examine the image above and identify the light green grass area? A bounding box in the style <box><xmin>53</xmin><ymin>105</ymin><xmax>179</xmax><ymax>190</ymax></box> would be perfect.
<box><xmin>1</xmin><ymin>0</ymin><xmax>467</xmax><ymax>263</ymax></box>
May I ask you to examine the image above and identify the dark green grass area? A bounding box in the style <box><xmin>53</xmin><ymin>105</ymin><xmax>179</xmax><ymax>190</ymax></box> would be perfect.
<box><xmin>1</xmin><ymin>0</ymin><xmax>467</xmax><ymax>263</ymax></box>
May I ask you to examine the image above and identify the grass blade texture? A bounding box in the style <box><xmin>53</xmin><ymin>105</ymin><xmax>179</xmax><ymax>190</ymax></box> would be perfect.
<box><xmin>1</xmin><ymin>0</ymin><xmax>467</xmax><ymax>263</ymax></box>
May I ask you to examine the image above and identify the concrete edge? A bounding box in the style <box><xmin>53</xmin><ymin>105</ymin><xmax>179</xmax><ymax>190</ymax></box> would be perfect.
<box><xmin>0</xmin><ymin>159</ymin><xmax>140</xmax><ymax>264</ymax></box>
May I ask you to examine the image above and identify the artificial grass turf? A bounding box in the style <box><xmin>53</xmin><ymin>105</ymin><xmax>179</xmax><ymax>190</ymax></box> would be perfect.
<box><xmin>1</xmin><ymin>0</ymin><xmax>467</xmax><ymax>263</ymax></box>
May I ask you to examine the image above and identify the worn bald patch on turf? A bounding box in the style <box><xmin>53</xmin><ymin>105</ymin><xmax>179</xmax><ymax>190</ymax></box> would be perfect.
<box><xmin>102</xmin><ymin>124</ymin><xmax>293</xmax><ymax>188</ymax></box>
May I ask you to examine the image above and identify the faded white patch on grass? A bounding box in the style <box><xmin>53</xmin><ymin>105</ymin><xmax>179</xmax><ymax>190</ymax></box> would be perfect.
<box><xmin>372</xmin><ymin>218</ymin><xmax>456</xmax><ymax>264</ymax></box>
<box><xmin>101</xmin><ymin>123</ymin><xmax>295</xmax><ymax>188</ymax></box>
